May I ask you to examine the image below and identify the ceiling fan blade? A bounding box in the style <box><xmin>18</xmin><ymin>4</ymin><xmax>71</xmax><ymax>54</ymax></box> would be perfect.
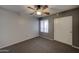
<box><xmin>29</xmin><ymin>11</ymin><xmax>36</xmax><ymax>15</ymax></box>
<box><xmin>42</xmin><ymin>5</ymin><xmax>48</xmax><ymax>10</ymax></box>
<box><xmin>44</xmin><ymin>12</ymin><xmax>50</xmax><ymax>15</ymax></box>
<box><xmin>27</xmin><ymin>7</ymin><xmax>35</xmax><ymax>10</ymax></box>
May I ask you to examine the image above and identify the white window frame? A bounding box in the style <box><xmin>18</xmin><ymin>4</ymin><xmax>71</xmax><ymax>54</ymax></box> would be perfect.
<box><xmin>40</xmin><ymin>19</ymin><xmax>49</xmax><ymax>33</ymax></box>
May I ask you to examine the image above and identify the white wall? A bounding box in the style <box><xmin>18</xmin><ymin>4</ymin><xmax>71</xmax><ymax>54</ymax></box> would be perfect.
<box><xmin>0</xmin><ymin>8</ymin><xmax>39</xmax><ymax>49</ymax></box>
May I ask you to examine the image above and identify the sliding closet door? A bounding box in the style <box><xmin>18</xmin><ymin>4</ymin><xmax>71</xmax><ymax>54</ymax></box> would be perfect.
<box><xmin>54</xmin><ymin>16</ymin><xmax>72</xmax><ymax>45</ymax></box>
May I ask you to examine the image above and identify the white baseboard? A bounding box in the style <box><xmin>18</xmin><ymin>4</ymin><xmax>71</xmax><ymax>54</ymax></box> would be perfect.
<box><xmin>40</xmin><ymin>36</ymin><xmax>79</xmax><ymax>50</ymax></box>
<box><xmin>0</xmin><ymin>36</ymin><xmax>38</xmax><ymax>49</ymax></box>
<box><xmin>39</xmin><ymin>36</ymin><xmax>53</xmax><ymax>40</ymax></box>
<box><xmin>72</xmin><ymin>45</ymin><xmax>79</xmax><ymax>49</ymax></box>
<box><xmin>54</xmin><ymin>40</ymin><xmax>79</xmax><ymax>50</ymax></box>
<box><xmin>54</xmin><ymin>39</ymin><xmax>72</xmax><ymax>46</ymax></box>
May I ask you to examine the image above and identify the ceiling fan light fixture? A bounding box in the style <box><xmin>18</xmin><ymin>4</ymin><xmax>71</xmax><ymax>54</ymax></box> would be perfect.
<box><xmin>36</xmin><ymin>11</ymin><xmax>42</xmax><ymax>15</ymax></box>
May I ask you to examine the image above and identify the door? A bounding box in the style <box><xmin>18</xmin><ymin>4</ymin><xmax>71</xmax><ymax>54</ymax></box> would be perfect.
<box><xmin>54</xmin><ymin>16</ymin><xmax>72</xmax><ymax>45</ymax></box>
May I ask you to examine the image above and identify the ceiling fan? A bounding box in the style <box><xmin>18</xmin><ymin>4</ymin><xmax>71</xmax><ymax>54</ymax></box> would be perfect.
<box><xmin>27</xmin><ymin>5</ymin><xmax>50</xmax><ymax>16</ymax></box>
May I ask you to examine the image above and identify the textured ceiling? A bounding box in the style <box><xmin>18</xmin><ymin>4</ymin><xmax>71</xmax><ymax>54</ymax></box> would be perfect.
<box><xmin>0</xmin><ymin>5</ymin><xmax>78</xmax><ymax>17</ymax></box>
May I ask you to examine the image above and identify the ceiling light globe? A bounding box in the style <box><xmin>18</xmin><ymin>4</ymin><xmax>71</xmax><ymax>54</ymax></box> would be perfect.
<box><xmin>36</xmin><ymin>11</ymin><xmax>42</xmax><ymax>15</ymax></box>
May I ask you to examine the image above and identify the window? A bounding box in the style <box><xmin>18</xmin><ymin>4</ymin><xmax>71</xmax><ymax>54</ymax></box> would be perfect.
<box><xmin>40</xmin><ymin>19</ymin><xmax>49</xmax><ymax>33</ymax></box>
